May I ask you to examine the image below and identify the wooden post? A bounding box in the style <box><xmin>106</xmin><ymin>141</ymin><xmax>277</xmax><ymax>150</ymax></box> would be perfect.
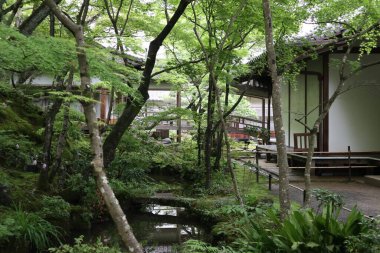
<box><xmin>303</xmin><ymin>189</ymin><xmax>306</xmax><ymax>204</ymax></box>
<box><xmin>268</xmin><ymin>174</ymin><xmax>272</xmax><ymax>190</ymax></box>
<box><xmin>348</xmin><ymin>146</ymin><xmax>352</xmax><ymax>181</ymax></box>
<box><xmin>100</xmin><ymin>89</ymin><xmax>107</xmax><ymax>121</ymax></box>
<box><xmin>267</xmin><ymin>96</ymin><xmax>271</xmax><ymax>132</ymax></box>
<box><xmin>262</xmin><ymin>98</ymin><xmax>265</xmax><ymax>128</ymax></box>
<box><xmin>255</xmin><ymin>146</ymin><xmax>259</xmax><ymax>166</ymax></box>
<box><xmin>256</xmin><ymin>166</ymin><xmax>259</xmax><ymax>183</ymax></box>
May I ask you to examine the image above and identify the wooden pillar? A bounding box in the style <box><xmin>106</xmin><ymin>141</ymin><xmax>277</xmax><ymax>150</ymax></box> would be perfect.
<box><xmin>177</xmin><ymin>90</ymin><xmax>182</xmax><ymax>143</ymax></box>
<box><xmin>262</xmin><ymin>98</ymin><xmax>265</xmax><ymax>128</ymax></box>
<box><xmin>304</xmin><ymin>68</ymin><xmax>308</xmax><ymax>132</ymax></box>
<box><xmin>267</xmin><ymin>96</ymin><xmax>271</xmax><ymax>131</ymax></box>
<box><xmin>100</xmin><ymin>89</ymin><xmax>107</xmax><ymax>121</ymax></box>
<box><xmin>322</xmin><ymin>53</ymin><xmax>329</xmax><ymax>151</ymax></box>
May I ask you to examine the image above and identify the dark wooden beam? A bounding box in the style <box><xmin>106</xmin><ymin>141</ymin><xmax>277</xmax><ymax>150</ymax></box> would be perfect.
<box><xmin>322</xmin><ymin>53</ymin><xmax>329</xmax><ymax>152</ymax></box>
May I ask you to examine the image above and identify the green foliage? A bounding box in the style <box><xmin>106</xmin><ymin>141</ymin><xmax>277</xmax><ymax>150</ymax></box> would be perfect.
<box><xmin>345</xmin><ymin>217</ymin><xmax>380</xmax><ymax>253</ymax></box>
<box><xmin>0</xmin><ymin>83</ymin><xmax>43</xmax><ymax>134</ymax></box>
<box><xmin>0</xmin><ymin>25</ymin><xmax>76</xmax><ymax>76</ymax></box>
<box><xmin>312</xmin><ymin>188</ymin><xmax>343</xmax><ymax>214</ymax></box>
<box><xmin>48</xmin><ymin>235</ymin><xmax>121</xmax><ymax>253</ymax></box>
<box><xmin>0</xmin><ymin>218</ymin><xmax>16</xmax><ymax>244</ymax></box>
<box><xmin>230</xmin><ymin>201</ymin><xmax>378</xmax><ymax>253</ymax></box>
<box><xmin>38</xmin><ymin>196</ymin><xmax>71</xmax><ymax>221</ymax></box>
<box><xmin>0</xmin><ymin>208</ymin><xmax>62</xmax><ymax>251</ymax></box>
<box><xmin>244</xmin><ymin>126</ymin><xmax>270</xmax><ymax>144</ymax></box>
<box><xmin>182</xmin><ymin>239</ymin><xmax>234</xmax><ymax>253</ymax></box>
<box><xmin>0</xmin><ymin>130</ymin><xmax>36</xmax><ymax>169</ymax></box>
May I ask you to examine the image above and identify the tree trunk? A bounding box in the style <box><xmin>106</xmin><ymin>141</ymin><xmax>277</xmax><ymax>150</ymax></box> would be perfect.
<box><xmin>37</xmin><ymin>94</ymin><xmax>63</xmax><ymax>191</ymax></box>
<box><xmin>45</xmin><ymin>0</ymin><xmax>143</xmax><ymax>251</ymax></box>
<box><xmin>49</xmin><ymin>70</ymin><xmax>74</xmax><ymax>183</ymax></box>
<box><xmin>49</xmin><ymin>102</ymin><xmax>69</xmax><ymax>183</ymax></box>
<box><xmin>215</xmin><ymin>86</ymin><xmax>243</xmax><ymax>206</ymax></box>
<box><xmin>19</xmin><ymin>0</ymin><xmax>62</xmax><ymax>35</ymax></box>
<box><xmin>103</xmin><ymin>0</ymin><xmax>193</xmax><ymax>168</ymax></box>
<box><xmin>303</xmin><ymin>44</ymin><xmax>355</xmax><ymax>206</ymax></box>
<box><xmin>262</xmin><ymin>0</ymin><xmax>290</xmax><ymax>219</ymax></box>
<box><xmin>303</xmin><ymin>129</ymin><xmax>317</xmax><ymax>206</ymax></box>
<box><xmin>213</xmin><ymin>129</ymin><xmax>223</xmax><ymax>171</ymax></box>
<box><xmin>204</xmin><ymin>71</ymin><xmax>216</xmax><ymax>188</ymax></box>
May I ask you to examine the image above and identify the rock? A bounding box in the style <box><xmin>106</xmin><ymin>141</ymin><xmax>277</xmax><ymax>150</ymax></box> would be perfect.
<box><xmin>0</xmin><ymin>184</ymin><xmax>11</xmax><ymax>206</ymax></box>
<box><xmin>24</xmin><ymin>164</ymin><xmax>39</xmax><ymax>173</ymax></box>
<box><xmin>162</xmin><ymin>138</ymin><xmax>172</xmax><ymax>145</ymax></box>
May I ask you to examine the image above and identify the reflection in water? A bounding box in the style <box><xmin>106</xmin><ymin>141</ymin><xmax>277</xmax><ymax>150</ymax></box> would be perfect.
<box><xmin>131</xmin><ymin>204</ymin><xmax>205</xmax><ymax>252</ymax></box>
<box><xmin>82</xmin><ymin>204</ymin><xmax>207</xmax><ymax>253</ymax></box>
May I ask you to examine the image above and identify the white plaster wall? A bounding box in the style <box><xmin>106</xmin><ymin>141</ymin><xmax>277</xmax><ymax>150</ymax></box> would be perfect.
<box><xmin>281</xmin><ymin>81</ymin><xmax>290</xmax><ymax>145</ymax></box>
<box><xmin>329</xmin><ymin>54</ymin><xmax>380</xmax><ymax>151</ymax></box>
<box><xmin>281</xmin><ymin>58</ymin><xmax>321</xmax><ymax>147</ymax></box>
<box><xmin>289</xmin><ymin>76</ymin><xmax>306</xmax><ymax>147</ymax></box>
<box><xmin>306</xmin><ymin>58</ymin><xmax>322</xmax><ymax>132</ymax></box>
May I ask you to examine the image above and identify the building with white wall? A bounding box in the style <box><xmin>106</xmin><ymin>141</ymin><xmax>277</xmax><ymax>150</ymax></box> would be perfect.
<box><xmin>238</xmin><ymin>45</ymin><xmax>380</xmax><ymax>152</ymax></box>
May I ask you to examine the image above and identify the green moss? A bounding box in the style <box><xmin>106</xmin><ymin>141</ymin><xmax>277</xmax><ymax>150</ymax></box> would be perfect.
<box><xmin>0</xmin><ymin>106</ymin><xmax>35</xmax><ymax>135</ymax></box>
<box><xmin>0</xmin><ymin>167</ymin><xmax>39</xmax><ymax>210</ymax></box>
<box><xmin>0</xmin><ymin>84</ymin><xmax>43</xmax><ymax>140</ymax></box>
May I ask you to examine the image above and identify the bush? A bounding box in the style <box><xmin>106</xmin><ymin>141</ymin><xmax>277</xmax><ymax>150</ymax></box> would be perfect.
<box><xmin>0</xmin><ymin>130</ymin><xmax>36</xmax><ymax>169</ymax></box>
<box><xmin>182</xmin><ymin>240</ymin><xmax>234</xmax><ymax>253</ymax></box>
<box><xmin>49</xmin><ymin>235</ymin><xmax>121</xmax><ymax>253</ymax></box>
<box><xmin>38</xmin><ymin>196</ymin><xmax>71</xmax><ymax>221</ymax></box>
<box><xmin>0</xmin><ymin>208</ymin><xmax>62</xmax><ymax>251</ymax></box>
<box><xmin>233</xmin><ymin>201</ymin><xmax>379</xmax><ymax>252</ymax></box>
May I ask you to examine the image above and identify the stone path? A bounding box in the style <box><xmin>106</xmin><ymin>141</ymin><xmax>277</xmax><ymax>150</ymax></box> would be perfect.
<box><xmin>238</xmin><ymin>157</ymin><xmax>380</xmax><ymax>219</ymax></box>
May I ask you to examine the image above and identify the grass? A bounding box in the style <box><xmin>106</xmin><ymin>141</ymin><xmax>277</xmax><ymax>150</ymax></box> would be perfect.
<box><xmin>6</xmin><ymin>207</ymin><xmax>62</xmax><ymax>251</ymax></box>
<box><xmin>233</xmin><ymin>164</ymin><xmax>276</xmax><ymax>208</ymax></box>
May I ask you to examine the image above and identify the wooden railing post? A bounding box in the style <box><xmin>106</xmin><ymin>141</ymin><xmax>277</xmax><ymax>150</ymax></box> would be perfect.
<box><xmin>268</xmin><ymin>174</ymin><xmax>272</xmax><ymax>190</ymax></box>
<box><xmin>255</xmin><ymin>146</ymin><xmax>259</xmax><ymax>166</ymax></box>
<box><xmin>303</xmin><ymin>189</ymin><xmax>306</xmax><ymax>205</ymax></box>
<box><xmin>348</xmin><ymin>146</ymin><xmax>352</xmax><ymax>181</ymax></box>
<box><xmin>256</xmin><ymin>167</ymin><xmax>259</xmax><ymax>183</ymax></box>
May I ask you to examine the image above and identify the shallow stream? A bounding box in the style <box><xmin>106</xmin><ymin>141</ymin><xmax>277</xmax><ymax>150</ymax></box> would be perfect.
<box><xmin>80</xmin><ymin>204</ymin><xmax>209</xmax><ymax>253</ymax></box>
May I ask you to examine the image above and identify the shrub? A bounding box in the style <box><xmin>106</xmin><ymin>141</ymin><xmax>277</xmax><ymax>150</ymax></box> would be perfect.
<box><xmin>233</xmin><ymin>202</ymin><xmax>378</xmax><ymax>252</ymax></box>
<box><xmin>182</xmin><ymin>240</ymin><xmax>234</xmax><ymax>253</ymax></box>
<box><xmin>49</xmin><ymin>235</ymin><xmax>121</xmax><ymax>253</ymax></box>
<box><xmin>0</xmin><ymin>208</ymin><xmax>62</xmax><ymax>251</ymax></box>
<box><xmin>0</xmin><ymin>130</ymin><xmax>36</xmax><ymax>169</ymax></box>
<box><xmin>38</xmin><ymin>196</ymin><xmax>71</xmax><ymax>221</ymax></box>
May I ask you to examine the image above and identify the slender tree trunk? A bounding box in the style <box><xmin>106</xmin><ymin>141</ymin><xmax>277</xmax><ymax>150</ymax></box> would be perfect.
<box><xmin>204</xmin><ymin>71</ymin><xmax>216</xmax><ymax>188</ymax></box>
<box><xmin>195</xmin><ymin>85</ymin><xmax>203</xmax><ymax>167</ymax></box>
<box><xmin>49</xmin><ymin>70</ymin><xmax>74</xmax><ymax>183</ymax></box>
<box><xmin>49</xmin><ymin>102</ymin><xmax>69</xmax><ymax>183</ymax></box>
<box><xmin>262</xmin><ymin>0</ymin><xmax>290</xmax><ymax>219</ymax></box>
<box><xmin>215</xmin><ymin>86</ymin><xmax>243</xmax><ymax>206</ymax></box>
<box><xmin>45</xmin><ymin>0</ymin><xmax>143</xmax><ymax>251</ymax></box>
<box><xmin>303</xmin><ymin>128</ymin><xmax>317</xmax><ymax>206</ymax></box>
<box><xmin>303</xmin><ymin>45</ymin><xmax>355</xmax><ymax>206</ymax></box>
<box><xmin>214</xmin><ymin>78</ymin><xmax>230</xmax><ymax>173</ymax></box>
<box><xmin>213</xmin><ymin>129</ymin><xmax>223</xmax><ymax>171</ymax></box>
<box><xmin>38</xmin><ymin>93</ymin><xmax>63</xmax><ymax>191</ymax></box>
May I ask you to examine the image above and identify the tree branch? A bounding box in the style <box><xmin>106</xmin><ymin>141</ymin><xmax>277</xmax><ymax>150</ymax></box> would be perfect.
<box><xmin>151</xmin><ymin>57</ymin><xmax>205</xmax><ymax>77</ymax></box>
<box><xmin>211</xmin><ymin>89</ymin><xmax>247</xmax><ymax>133</ymax></box>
